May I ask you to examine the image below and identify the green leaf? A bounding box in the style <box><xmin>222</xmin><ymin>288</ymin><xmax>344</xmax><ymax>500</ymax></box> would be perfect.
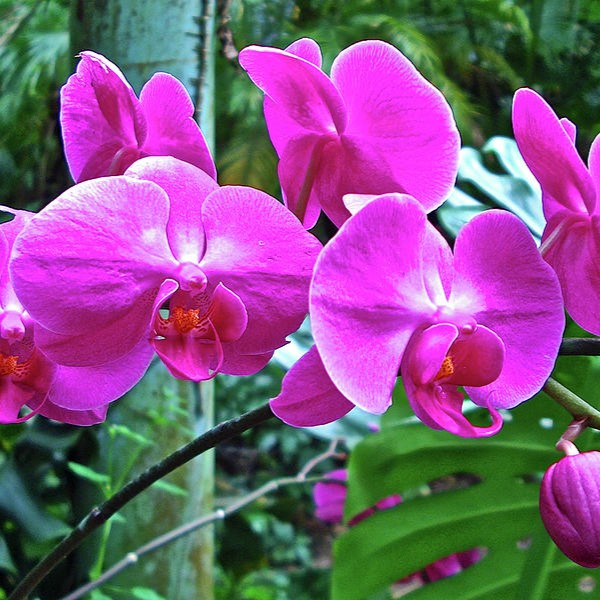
<box><xmin>436</xmin><ymin>188</ymin><xmax>487</xmax><ymax>239</ymax></box>
<box><xmin>332</xmin><ymin>395</ymin><xmax>593</xmax><ymax>600</ymax></box>
<box><xmin>0</xmin><ymin>460</ymin><xmax>68</xmax><ymax>540</ymax></box>
<box><xmin>151</xmin><ymin>479</ymin><xmax>189</xmax><ymax>498</ymax></box>
<box><xmin>131</xmin><ymin>587</ymin><xmax>167</xmax><ymax>600</ymax></box>
<box><xmin>0</xmin><ymin>534</ymin><xmax>15</xmax><ymax>573</ymax></box>
<box><xmin>67</xmin><ymin>462</ymin><xmax>110</xmax><ymax>486</ymax></box>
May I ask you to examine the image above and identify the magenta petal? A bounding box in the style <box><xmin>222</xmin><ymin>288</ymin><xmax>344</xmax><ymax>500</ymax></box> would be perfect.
<box><xmin>125</xmin><ymin>157</ymin><xmax>218</xmax><ymax>263</ymax></box>
<box><xmin>588</xmin><ymin>135</ymin><xmax>600</xmax><ymax>203</ymax></box>
<box><xmin>263</xmin><ymin>38</ymin><xmax>324</xmax><ymax>154</ymax></box>
<box><xmin>311</xmin><ymin>196</ymin><xmax>436</xmax><ymax>413</ymax></box>
<box><xmin>313</xmin><ymin>469</ymin><xmax>347</xmax><ymax>524</ymax></box>
<box><xmin>331</xmin><ymin>40</ymin><xmax>460</xmax><ymax>211</ymax></box>
<box><xmin>270</xmin><ymin>345</ymin><xmax>354</xmax><ymax>427</ymax></box>
<box><xmin>138</xmin><ymin>73</ymin><xmax>217</xmax><ymax>178</ymax></box>
<box><xmin>47</xmin><ymin>337</ymin><xmax>154</xmax><ymax>410</ymax></box>
<box><xmin>37</xmin><ymin>401</ymin><xmax>108</xmax><ymax>426</ymax></box>
<box><xmin>154</xmin><ymin>333</ymin><xmax>222</xmax><ymax>381</ymax></box>
<box><xmin>542</xmin><ymin>213</ymin><xmax>600</xmax><ymax>335</ymax></box>
<box><xmin>405</xmin><ymin>323</ymin><xmax>457</xmax><ymax>386</ymax></box>
<box><xmin>0</xmin><ymin>379</ymin><xmax>36</xmax><ymax>423</ymax></box>
<box><xmin>239</xmin><ymin>45</ymin><xmax>346</xmax><ymax>136</ymax></box>
<box><xmin>201</xmin><ymin>185</ymin><xmax>321</xmax><ymax>356</ymax></box>
<box><xmin>277</xmin><ymin>133</ymin><xmax>339</xmax><ymax>228</ymax></box>
<box><xmin>451</xmin><ymin>210</ymin><xmax>564</xmax><ymax>409</ymax></box>
<box><xmin>60</xmin><ymin>51</ymin><xmax>144</xmax><ymax>181</ymax></box>
<box><xmin>11</xmin><ymin>176</ymin><xmax>177</xmax><ymax>337</ymax></box>
<box><xmin>512</xmin><ymin>88</ymin><xmax>596</xmax><ymax>218</ymax></box>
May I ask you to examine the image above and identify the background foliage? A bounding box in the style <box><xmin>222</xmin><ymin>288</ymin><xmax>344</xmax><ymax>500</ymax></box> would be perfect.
<box><xmin>1</xmin><ymin>1</ymin><xmax>600</xmax><ymax>598</ymax></box>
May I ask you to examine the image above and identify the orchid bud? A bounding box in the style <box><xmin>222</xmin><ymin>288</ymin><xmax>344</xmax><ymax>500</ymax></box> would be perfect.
<box><xmin>540</xmin><ymin>451</ymin><xmax>600</xmax><ymax>568</ymax></box>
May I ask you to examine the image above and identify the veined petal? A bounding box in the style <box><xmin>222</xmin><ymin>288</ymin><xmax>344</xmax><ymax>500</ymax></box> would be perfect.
<box><xmin>263</xmin><ymin>38</ymin><xmax>324</xmax><ymax>154</ymax></box>
<box><xmin>201</xmin><ymin>185</ymin><xmax>321</xmax><ymax>355</ymax></box>
<box><xmin>60</xmin><ymin>51</ymin><xmax>145</xmax><ymax>181</ymax></box>
<box><xmin>125</xmin><ymin>157</ymin><xmax>218</xmax><ymax>263</ymax></box>
<box><xmin>451</xmin><ymin>210</ymin><xmax>564</xmax><ymax>409</ymax></box>
<box><xmin>270</xmin><ymin>345</ymin><xmax>354</xmax><ymax>427</ymax></box>
<box><xmin>311</xmin><ymin>196</ymin><xmax>437</xmax><ymax>413</ymax></box>
<box><xmin>331</xmin><ymin>40</ymin><xmax>460</xmax><ymax>211</ymax></box>
<box><xmin>11</xmin><ymin>177</ymin><xmax>178</xmax><ymax>336</ymax></box>
<box><xmin>138</xmin><ymin>73</ymin><xmax>217</xmax><ymax>178</ymax></box>
<box><xmin>588</xmin><ymin>135</ymin><xmax>600</xmax><ymax>211</ymax></box>
<box><xmin>37</xmin><ymin>401</ymin><xmax>108</xmax><ymax>426</ymax></box>
<box><xmin>512</xmin><ymin>88</ymin><xmax>596</xmax><ymax>218</ymax></box>
<box><xmin>542</xmin><ymin>212</ymin><xmax>600</xmax><ymax>335</ymax></box>
<box><xmin>239</xmin><ymin>45</ymin><xmax>347</xmax><ymax>136</ymax></box>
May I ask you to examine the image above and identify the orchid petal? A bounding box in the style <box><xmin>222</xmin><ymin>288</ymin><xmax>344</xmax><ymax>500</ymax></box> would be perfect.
<box><xmin>542</xmin><ymin>213</ymin><xmax>600</xmax><ymax>335</ymax></box>
<box><xmin>270</xmin><ymin>345</ymin><xmax>354</xmax><ymax>427</ymax></box>
<box><xmin>239</xmin><ymin>45</ymin><xmax>346</xmax><ymax>137</ymax></box>
<box><xmin>47</xmin><ymin>337</ymin><xmax>154</xmax><ymax>410</ymax></box>
<box><xmin>331</xmin><ymin>40</ymin><xmax>460</xmax><ymax>211</ymax></box>
<box><xmin>451</xmin><ymin>210</ymin><xmax>564</xmax><ymax>408</ymax></box>
<box><xmin>60</xmin><ymin>51</ymin><xmax>144</xmax><ymax>181</ymax></box>
<box><xmin>201</xmin><ymin>185</ymin><xmax>321</xmax><ymax>356</ymax></box>
<box><xmin>37</xmin><ymin>401</ymin><xmax>108</xmax><ymax>426</ymax></box>
<box><xmin>512</xmin><ymin>88</ymin><xmax>596</xmax><ymax>218</ymax></box>
<box><xmin>138</xmin><ymin>73</ymin><xmax>217</xmax><ymax>178</ymax></box>
<box><xmin>311</xmin><ymin>196</ymin><xmax>437</xmax><ymax>413</ymax></box>
<box><xmin>125</xmin><ymin>157</ymin><xmax>218</xmax><ymax>263</ymax></box>
<box><xmin>11</xmin><ymin>177</ymin><xmax>178</xmax><ymax>336</ymax></box>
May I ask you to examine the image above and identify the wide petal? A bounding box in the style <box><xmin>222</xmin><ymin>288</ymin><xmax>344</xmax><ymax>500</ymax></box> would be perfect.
<box><xmin>125</xmin><ymin>157</ymin><xmax>218</xmax><ymax>263</ymax></box>
<box><xmin>239</xmin><ymin>45</ymin><xmax>346</xmax><ymax>138</ymax></box>
<box><xmin>311</xmin><ymin>196</ymin><xmax>437</xmax><ymax>413</ymax></box>
<box><xmin>200</xmin><ymin>185</ymin><xmax>321</xmax><ymax>356</ymax></box>
<box><xmin>11</xmin><ymin>176</ymin><xmax>178</xmax><ymax>337</ymax></box>
<box><xmin>270</xmin><ymin>345</ymin><xmax>354</xmax><ymax>427</ymax></box>
<box><xmin>331</xmin><ymin>40</ymin><xmax>460</xmax><ymax>211</ymax></box>
<box><xmin>60</xmin><ymin>51</ymin><xmax>145</xmax><ymax>181</ymax></box>
<box><xmin>46</xmin><ymin>336</ymin><xmax>154</xmax><ymax>410</ymax></box>
<box><xmin>37</xmin><ymin>401</ymin><xmax>108</xmax><ymax>426</ymax></box>
<box><xmin>262</xmin><ymin>38</ymin><xmax>324</xmax><ymax>155</ymax></box>
<box><xmin>512</xmin><ymin>88</ymin><xmax>595</xmax><ymax>218</ymax></box>
<box><xmin>138</xmin><ymin>73</ymin><xmax>217</xmax><ymax>178</ymax></box>
<box><xmin>451</xmin><ymin>210</ymin><xmax>564</xmax><ymax>409</ymax></box>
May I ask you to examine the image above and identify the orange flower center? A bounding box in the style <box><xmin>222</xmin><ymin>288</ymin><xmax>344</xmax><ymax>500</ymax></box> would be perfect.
<box><xmin>435</xmin><ymin>355</ymin><xmax>455</xmax><ymax>381</ymax></box>
<box><xmin>0</xmin><ymin>353</ymin><xmax>19</xmax><ymax>377</ymax></box>
<box><xmin>170</xmin><ymin>306</ymin><xmax>203</xmax><ymax>334</ymax></box>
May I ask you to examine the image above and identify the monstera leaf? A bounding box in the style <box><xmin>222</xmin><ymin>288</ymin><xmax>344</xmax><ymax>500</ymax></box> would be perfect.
<box><xmin>438</xmin><ymin>136</ymin><xmax>545</xmax><ymax>240</ymax></box>
<box><xmin>331</xmin><ymin>390</ymin><xmax>597</xmax><ymax>600</ymax></box>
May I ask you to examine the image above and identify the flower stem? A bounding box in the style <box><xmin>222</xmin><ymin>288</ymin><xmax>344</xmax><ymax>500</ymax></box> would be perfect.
<box><xmin>542</xmin><ymin>377</ymin><xmax>600</xmax><ymax>430</ymax></box>
<box><xmin>7</xmin><ymin>402</ymin><xmax>275</xmax><ymax>600</ymax></box>
<box><xmin>559</xmin><ymin>337</ymin><xmax>600</xmax><ymax>355</ymax></box>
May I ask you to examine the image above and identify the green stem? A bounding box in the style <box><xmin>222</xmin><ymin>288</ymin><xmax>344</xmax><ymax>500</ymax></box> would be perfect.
<box><xmin>8</xmin><ymin>402</ymin><xmax>275</xmax><ymax>600</ymax></box>
<box><xmin>542</xmin><ymin>377</ymin><xmax>600</xmax><ymax>429</ymax></box>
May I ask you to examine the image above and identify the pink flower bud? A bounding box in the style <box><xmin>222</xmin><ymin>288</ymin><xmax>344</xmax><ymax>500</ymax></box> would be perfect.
<box><xmin>540</xmin><ymin>451</ymin><xmax>600</xmax><ymax>568</ymax></box>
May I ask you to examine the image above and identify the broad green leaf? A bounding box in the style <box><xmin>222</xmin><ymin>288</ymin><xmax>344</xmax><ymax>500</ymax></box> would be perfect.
<box><xmin>436</xmin><ymin>188</ymin><xmax>487</xmax><ymax>239</ymax></box>
<box><xmin>332</xmin><ymin>394</ymin><xmax>594</xmax><ymax>600</ymax></box>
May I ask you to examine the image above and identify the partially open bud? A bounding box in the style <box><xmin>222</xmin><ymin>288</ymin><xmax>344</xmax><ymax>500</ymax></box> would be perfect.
<box><xmin>540</xmin><ymin>451</ymin><xmax>600</xmax><ymax>568</ymax></box>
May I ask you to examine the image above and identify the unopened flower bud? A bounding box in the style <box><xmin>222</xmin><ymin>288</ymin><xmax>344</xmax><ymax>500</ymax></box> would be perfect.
<box><xmin>540</xmin><ymin>451</ymin><xmax>600</xmax><ymax>568</ymax></box>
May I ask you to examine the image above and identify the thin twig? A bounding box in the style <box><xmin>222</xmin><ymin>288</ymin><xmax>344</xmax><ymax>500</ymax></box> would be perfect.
<box><xmin>8</xmin><ymin>402</ymin><xmax>275</xmax><ymax>600</ymax></box>
<box><xmin>59</xmin><ymin>439</ymin><xmax>343</xmax><ymax>600</ymax></box>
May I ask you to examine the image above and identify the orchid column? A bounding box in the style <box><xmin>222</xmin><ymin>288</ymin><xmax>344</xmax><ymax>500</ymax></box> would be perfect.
<box><xmin>69</xmin><ymin>2</ymin><xmax>217</xmax><ymax>597</ymax></box>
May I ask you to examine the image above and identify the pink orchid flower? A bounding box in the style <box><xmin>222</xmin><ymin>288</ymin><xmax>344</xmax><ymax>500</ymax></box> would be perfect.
<box><xmin>540</xmin><ymin>450</ymin><xmax>600</xmax><ymax>568</ymax></box>
<box><xmin>0</xmin><ymin>210</ymin><xmax>150</xmax><ymax>424</ymax></box>
<box><xmin>306</xmin><ymin>194</ymin><xmax>564</xmax><ymax>437</ymax></box>
<box><xmin>10</xmin><ymin>157</ymin><xmax>321</xmax><ymax>406</ymax></box>
<box><xmin>60</xmin><ymin>51</ymin><xmax>216</xmax><ymax>182</ymax></box>
<box><xmin>513</xmin><ymin>88</ymin><xmax>600</xmax><ymax>335</ymax></box>
<box><xmin>239</xmin><ymin>38</ymin><xmax>460</xmax><ymax>228</ymax></box>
